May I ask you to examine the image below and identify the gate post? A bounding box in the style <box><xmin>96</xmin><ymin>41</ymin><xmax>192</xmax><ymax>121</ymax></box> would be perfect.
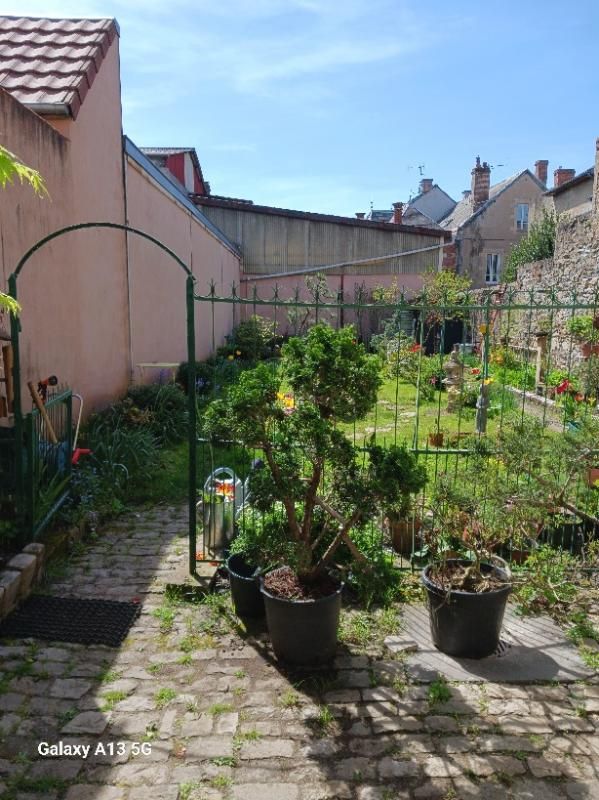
<box><xmin>186</xmin><ymin>275</ymin><xmax>197</xmax><ymax>574</ymax></box>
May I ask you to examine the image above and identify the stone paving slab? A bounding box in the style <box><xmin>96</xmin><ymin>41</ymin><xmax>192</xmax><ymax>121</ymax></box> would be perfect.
<box><xmin>0</xmin><ymin>504</ymin><xmax>598</xmax><ymax>800</ymax></box>
<box><xmin>402</xmin><ymin>604</ymin><xmax>594</xmax><ymax>683</ymax></box>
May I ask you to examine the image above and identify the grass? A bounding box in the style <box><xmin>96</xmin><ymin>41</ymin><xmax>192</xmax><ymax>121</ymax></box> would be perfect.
<box><xmin>427</xmin><ymin>677</ymin><xmax>452</xmax><ymax>705</ymax></box>
<box><xmin>209</xmin><ymin>702</ymin><xmax>235</xmax><ymax>716</ymax></box>
<box><xmin>101</xmin><ymin>690</ymin><xmax>127</xmax><ymax>711</ymax></box>
<box><xmin>278</xmin><ymin>689</ymin><xmax>301</xmax><ymax>708</ymax></box>
<box><xmin>315</xmin><ymin>704</ymin><xmax>335</xmax><ymax>735</ymax></box>
<box><xmin>155</xmin><ymin>687</ymin><xmax>178</xmax><ymax>709</ymax></box>
<box><xmin>233</xmin><ymin>729</ymin><xmax>261</xmax><ymax>747</ymax></box>
<box><xmin>152</xmin><ymin>605</ymin><xmax>176</xmax><ymax>633</ymax></box>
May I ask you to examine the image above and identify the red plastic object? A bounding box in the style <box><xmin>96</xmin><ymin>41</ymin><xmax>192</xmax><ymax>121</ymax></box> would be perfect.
<box><xmin>72</xmin><ymin>447</ymin><xmax>92</xmax><ymax>466</ymax></box>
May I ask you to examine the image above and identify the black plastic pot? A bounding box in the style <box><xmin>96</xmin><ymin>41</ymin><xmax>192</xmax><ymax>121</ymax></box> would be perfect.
<box><xmin>540</xmin><ymin>515</ymin><xmax>584</xmax><ymax>556</ymax></box>
<box><xmin>226</xmin><ymin>553</ymin><xmax>265</xmax><ymax>618</ymax></box>
<box><xmin>260</xmin><ymin>570</ymin><xmax>343</xmax><ymax>665</ymax></box>
<box><xmin>422</xmin><ymin>560</ymin><xmax>511</xmax><ymax>659</ymax></box>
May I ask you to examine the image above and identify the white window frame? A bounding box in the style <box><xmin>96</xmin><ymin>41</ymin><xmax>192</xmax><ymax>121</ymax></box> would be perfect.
<box><xmin>516</xmin><ymin>203</ymin><xmax>529</xmax><ymax>231</ymax></box>
<box><xmin>486</xmin><ymin>253</ymin><xmax>501</xmax><ymax>284</ymax></box>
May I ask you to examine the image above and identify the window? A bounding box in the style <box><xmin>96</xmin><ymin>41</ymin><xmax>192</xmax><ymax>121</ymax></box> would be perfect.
<box><xmin>486</xmin><ymin>254</ymin><xmax>501</xmax><ymax>284</ymax></box>
<box><xmin>516</xmin><ymin>203</ymin><xmax>529</xmax><ymax>231</ymax></box>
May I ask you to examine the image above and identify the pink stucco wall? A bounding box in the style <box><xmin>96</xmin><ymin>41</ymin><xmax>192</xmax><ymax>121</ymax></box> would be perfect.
<box><xmin>125</xmin><ymin>160</ymin><xmax>239</xmax><ymax>378</ymax></box>
<box><xmin>239</xmin><ymin>272</ymin><xmax>425</xmax><ymax>336</ymax></box>
<box><xmin>0</xmin><ymin>33</ymin><xmax>240</xmax><ymax>418</ymax></box>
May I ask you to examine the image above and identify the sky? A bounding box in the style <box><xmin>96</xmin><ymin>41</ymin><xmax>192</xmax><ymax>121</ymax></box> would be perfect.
<box><xmin>4</xmin><ymin>0</ymin><xmax>599</xmax><ymax>216</ymax></box>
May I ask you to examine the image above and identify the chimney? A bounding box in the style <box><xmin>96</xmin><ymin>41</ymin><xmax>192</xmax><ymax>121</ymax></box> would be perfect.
<box><xmin>471</xmin><ymin>156</ymin><xmax>491</xmax><ymax>210</ymax></box>
<box><xmin>462</xmin><ymin>189</ymin><xmax>471</xmax><ymax>199</ymax></box>
<box><xmin>534</xmin><ymin>159</ymin><xmax>549</xmax><ymax>186</ymax></box>
<box><xmin>355</xmin><ymin>212</ymin><xmax>365</xmax><ymax>219</ymax></box>
<box><xmin>554</xmin><ymin>167</ymin><xmax>575</xmax><ymax>188</ymax></box>
<box><xmin>392</xmin><ymin>202</ymin><xmax>403</xmax><ymax>224</ymax></box>
<box><xmin>419</xmin><ymin>178</ymin><xmax>433</xmax><ymax>194</ymax></box>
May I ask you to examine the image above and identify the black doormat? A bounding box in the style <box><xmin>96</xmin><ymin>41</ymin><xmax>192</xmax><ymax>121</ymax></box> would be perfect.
<box><xmin>0</xmin><ymin>595</ymin><xmax>141</xmax><ymax>647</ymax></box>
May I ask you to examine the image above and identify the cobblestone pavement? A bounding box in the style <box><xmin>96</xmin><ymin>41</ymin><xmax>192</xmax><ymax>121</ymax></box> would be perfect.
<box><xmin>1</xmin><ymin>505</ymin><xmax>598</xmax><ymax>800</ymax></box>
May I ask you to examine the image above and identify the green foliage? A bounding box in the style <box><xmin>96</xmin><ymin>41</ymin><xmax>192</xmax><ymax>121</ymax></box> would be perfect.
<box><xmin>420</xmin><ymin>269</ymin><xmax>472</xmax><ymax>322</ymax></box>
<box><xmin>566</xmin><ymin>315</ymin><xmax>599</xmax><ymax>344</ymax></box>
<box><xmin>0</xmin><ymin>145</ymin><xmax>47</xmax><ymax>316</ymax></box>
<box><xmin>84</xmin><ymin>411</ymin><xmax>158</xmax><ymax>485</ymax></box>
<box><xmin>345</xmin><ymin>527</ymin><xmax>402</xmax><ymax>607</ymax></box>
<box><xmin>513</xmin><ymin>546</ymin><xmax>577</xmax><ymax>613</ymax></box>
<box><xmin>428</xmin><ymin>677</ymin><xmax>452</xmax><ymax>705</ymax></box>
<box><xmin>230</xmin><ymin>505</ymin><xmax>297</xmax><ymax>568</ymax></box>
<box><xmin>217</xmin><ymin>314</ymin><xmax>281</xmax><ymax>361</ymax></box>
<box><xmin>505</xmin><ymin>210</ymin><xmax>557</xmax><ymax>281</ymax></box>
<box><xmin>577</xmin><ymin>354</ymin><xmax>599</xmax><ymax>398</ymax></box>
<box><xmin>386</xmin><ymin>343</ymin><xmax>443</xmax><ymax>401</ymax></box>
<box><xmin>205</xmin><ymin>324</ymin><xmax>425</xmax><ymax>579</ymax></box>
<box><xmin>126</xmin><ymin>383</ymin><xmax>188</xmax><ymax>445</ymax></box>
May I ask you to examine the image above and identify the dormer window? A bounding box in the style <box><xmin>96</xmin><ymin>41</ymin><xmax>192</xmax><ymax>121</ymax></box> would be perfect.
<box><xmin>516</xmin><ymin>203</ymin><xmax>529</xmax><ymax>231</ymax></box>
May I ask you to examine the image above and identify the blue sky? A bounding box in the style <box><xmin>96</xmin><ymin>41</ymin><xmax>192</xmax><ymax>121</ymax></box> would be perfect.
<box><xmin>7</xmin><ymin>0</ymin><xmax>599</xmax><ymax>216</ymax></box>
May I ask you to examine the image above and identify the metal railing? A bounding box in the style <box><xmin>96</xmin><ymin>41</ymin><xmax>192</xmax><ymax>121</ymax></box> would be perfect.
<box><xmin>21</xmin><ymin>389</ymin><xmax>73</xmax><ymax>543</ymax></box>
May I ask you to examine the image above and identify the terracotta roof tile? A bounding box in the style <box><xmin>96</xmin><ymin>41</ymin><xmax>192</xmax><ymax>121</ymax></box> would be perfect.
<box><xmin>0</xmin><ymin>16</ymin><xmax>118</xmax><ymax>119</ymax></box>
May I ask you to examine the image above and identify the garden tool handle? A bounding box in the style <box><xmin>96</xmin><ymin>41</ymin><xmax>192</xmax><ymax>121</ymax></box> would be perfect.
<box><xmin>27</xmin><ymin>381</ymin><xmax>58</xmax><ymax>444</ymax></box>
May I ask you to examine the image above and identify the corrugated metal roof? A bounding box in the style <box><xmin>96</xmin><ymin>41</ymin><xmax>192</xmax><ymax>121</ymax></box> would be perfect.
<box><xmin>140</xmin><ymin>147</ymin><xmax>196</xmax><ymax>156</ymax></box>
<box><xmin>0</xmin><ymin>16</ymin><xmax>118</xmax><ymax>119</ymax></box>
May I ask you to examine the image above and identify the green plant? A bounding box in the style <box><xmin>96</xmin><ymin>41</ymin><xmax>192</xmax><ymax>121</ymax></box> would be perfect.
<box><xmin>0</xmin><ymin>145</ymin><xmax>47</xmax><ymax>317</ymax></box>
<box><xmin>279</xmin><ymin>689</ymin><xmax>301</xmax><ymax>708</ymax></box>
<box><xmin>229</xmin><ymin>504</ymin><xmax>297</xmax><ymax>569</ymax></box>
<box><xmin>204</xmin><ymin>324</ymin><xmax>427</xmax><ymax>583</ymax></box>
<box><xmin>566</xmin><ymin>315</ymin><xmax>599</xmax><ymax>344</ymax></box>
<box><xmin>513</xmin><ymin>545</ymin><xmax>577</xmax><ymax>613</ymax></box>
<box><xmin>155</xmin><ymin>687</ymin><xmax>177</xmax><ymax>708</ymax></box>
<box><xmin>218</xmin><ymin>314</ymin><xmax>280</xmax><ymax>362</ymax></box>
<box><xmin>208</xmin><ymin>702</ymin><xmax>235</xmax><ymax>716</ymax></box>
<box><xmin>126</xmin><ymin>383</ymin><xmax>188</xmax><ymax>445</ymax></box>
<box><xmin>419</xmin><ymin>269</ymin><xmax>473</xmax><ymax>323</ymax></box>
<box><xmin>428</xmin><ymin>677</ymin><xmax>452</xmax><ymax>705</ymax></box>
<box><xmin>505</xmin><ymin>210</ymin><xmax>557</xmax><ymax>281</ymax></box>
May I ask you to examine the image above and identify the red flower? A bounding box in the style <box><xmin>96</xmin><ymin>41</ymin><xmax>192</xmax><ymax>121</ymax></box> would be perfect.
<box><xmin>556</xmin><ymin>379</ymin><xmax>572</xmax><ymax>395</ymax></box>
<box><xmin>408</xmin><ymin>343</ymin><xmax>421</xmax><ymax>352</ymax></box>
<box><xmin>470</xmin><ymin>368</ymin><xmax>481</xmax><ymax>375</ymax></box>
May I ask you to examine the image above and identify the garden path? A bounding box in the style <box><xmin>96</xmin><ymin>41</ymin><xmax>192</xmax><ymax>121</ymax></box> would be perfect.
<box><xmin>0</xmin><ymin>504</ymin><xmax>598</xmax><ymax>800</ymax></box>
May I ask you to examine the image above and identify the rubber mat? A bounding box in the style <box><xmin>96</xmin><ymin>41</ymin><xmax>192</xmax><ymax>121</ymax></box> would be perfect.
<box><xmin>0</xmin><ymin>595</ymin><xmax>141</xmax><ymax>647</ymax></box>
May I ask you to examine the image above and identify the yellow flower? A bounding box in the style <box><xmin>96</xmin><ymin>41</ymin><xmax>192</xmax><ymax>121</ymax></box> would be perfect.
<box><xmin>479</xmin><ymin>324</ymin><xmax>488</xmax><ymax>335</ymax></box>
<box><xmin>227</xmin><ymin>354</ymin><xmax>234</xmax><ymax>361</ymax></box>
<box><xmin>483</xmin><ymin>378</ymin><xmax>494</xmax><ymax>385</ymax></box>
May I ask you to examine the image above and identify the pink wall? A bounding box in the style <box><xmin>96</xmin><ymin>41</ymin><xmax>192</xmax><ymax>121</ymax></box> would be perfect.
<box><xmin>125</xmin><ymin>160</ymin><xmax>239</xmax><ymax>376</ymax></box>
<box><xmin>240</xmin><ymin>272</ymin><xmax>425</xmax><ymax>335</ymax></box>
<box><xmin>0</xmin><ymin>34</ymin><xmax>240</xmax><ymax>417</ymax></box>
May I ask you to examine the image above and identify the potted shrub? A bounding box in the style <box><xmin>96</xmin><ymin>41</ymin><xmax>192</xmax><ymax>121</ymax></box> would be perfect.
<box><xmin>227</xmin><ymin>504</ymin><xmax>295</xmax><ymax>618</ymax></box>
<box><xmin>421</xmin><ymin>459</ymin><xmax>545</xmax><ymax>659</ymax></box>
<box><xmin>205</xmin><ymin>324</ymin><xmax>426</xmax><ymax>664</ymax></box>
<box><xmin>382</xmin><ymin>451</ymin><xmax>427</xmax><ymax>555</ymax></box>
<box><xmin>566</xmin><ymin>316</ymin><xmax>599</xmax><ymax>358</ymax></box>
<box><xmin>428</xmin><ymin>422</ymin><xmax>445</xmax><ymax>448</ymax></box>
<box><xmin>421</xmin><ymin>483</ymin><xmax>513</xmax><ymax>659</ymax></box>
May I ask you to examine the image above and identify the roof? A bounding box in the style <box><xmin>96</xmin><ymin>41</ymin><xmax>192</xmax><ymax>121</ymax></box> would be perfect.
<box><xmin>140</xmin><ymin>146</ymin><xmax>207</xmax><ymax>194</ymax></box>
<box><xmin>545</xmin><ymin>167</ymin><xmax>594</xmax><ymax>197</ymax></box>
<box><xmin>366</xmin><ymin>209</ymin><xmax>393</xmax><ymax>223</ymax></box>
<box><xmin>195</xmin><ymin>195</ymin><xmax>450</xmax><ymax>239</ymax></box>
<box><xmin>439</xmin><ymin>169</ymin><xmax>545</xmax><ymax>231</ymax></box>
<box><xmin>405</xmin><ymin>184</ymin><xmax>456</xmax><ymax>224</ymax></box>
<box><xmin>0</xmin><ymin>16</ymin><xmax>118</xmax><ymax>119</ymax></box>
<box><xmin>124</xmin><ymin>138</ymin><xmax>240</xmax><ymax>258</ymax></box>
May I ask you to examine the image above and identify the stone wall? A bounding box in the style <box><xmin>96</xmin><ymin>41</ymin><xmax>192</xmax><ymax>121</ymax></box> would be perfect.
<box><xmin>474</xmin><ymin>210</ymin><xmax>599</xmax><ymax>374</ymax></box>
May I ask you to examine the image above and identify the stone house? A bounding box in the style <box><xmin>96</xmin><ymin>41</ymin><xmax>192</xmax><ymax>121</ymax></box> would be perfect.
<box><xmin>535</xmin><ymin>166</ymin><xmax>595</xmax><ymax>221</ymax></box>
<box><xmin>439</xmin><ymin>158</ymin><xmax>547</xmax><ymax>288</ymax></box>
